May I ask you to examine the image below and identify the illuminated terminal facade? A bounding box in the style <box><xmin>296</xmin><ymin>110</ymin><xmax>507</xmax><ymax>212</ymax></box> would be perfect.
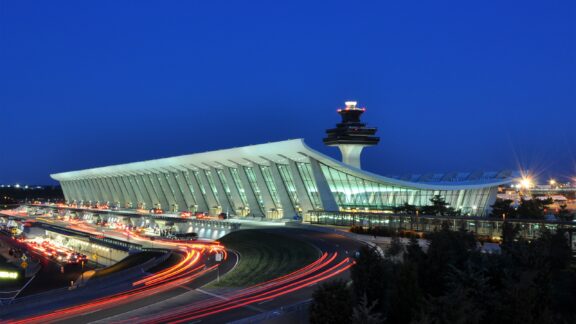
<box><xmin>51</xmin><ymin>102</ymin><xmax>514</xmax><ymax>219</ymax></box>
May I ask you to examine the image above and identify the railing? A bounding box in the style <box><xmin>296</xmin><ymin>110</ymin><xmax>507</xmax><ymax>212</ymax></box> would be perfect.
<box><xmin>308</xmin><ymin>211</ymin><xmax>576</xmax><ymax>240</ymax></box>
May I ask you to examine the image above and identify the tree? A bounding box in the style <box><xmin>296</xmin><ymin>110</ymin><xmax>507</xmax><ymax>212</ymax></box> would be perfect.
<box><xmin>557</xmin><ymin>204</ymin><xmax>574</xmax><ymax>222</ymax></box>
<box><xmin>351</xmin><ymin>294</ymin><xmax>384</xmax><ymax>324</ymax></box>
<box><xmin>394</xmin><ymin>202</ymin><xmax>418</xmax><ymax>215</ymax></box>
<box><xmin>387</xmin><ymin>235</ymin><xmax>404</xmax><ymax>259</ymax></box>
<box><xmin>309</xmin><ymin>279</ymin><xmax>353</xmax><ymax>324</ymax></box>
<box><xmin>490</xmin><ymin>199</ymin><xmax>516</xmax><ymax>219</ymax></box>
<box><xmin>387</xmin><ymin>261</ymin><xmax>423</xmax><ymax>324</ymax></box>
<box><xmin>351</xmin><ymin>245</ymin><xmax>395</xmax><ymax>315</ymax></box>
<box><xmin>422</xmin><ymin>226</ymin><xmax>477</xmax><ymax>296</ymax></box>
<box><xmin>421</xmin><ymin>195</ymin><xmax>451</xmax><ymax>216</ymax></box>
<box><xmin>405</xmin><ymin>236</ymin><xmax>425</xmax><ymax>264</ymax></box>
<box><xmin>517</xmin><ymin>197</ymin><xmax>553</xmax><ymax>219</ymax></box>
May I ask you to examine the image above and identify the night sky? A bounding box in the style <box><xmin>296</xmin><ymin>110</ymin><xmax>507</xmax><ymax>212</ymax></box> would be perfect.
<box><xmin>1</xmin><ymin>1</ymin><xmax>575</xmax><ymax>185</ymax></box>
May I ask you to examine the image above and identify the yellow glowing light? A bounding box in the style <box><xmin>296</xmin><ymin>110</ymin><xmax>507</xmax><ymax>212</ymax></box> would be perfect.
<box><xmin>0</xmin><ymin>271</ymin><xmax>19</xmax><ymax>279</ymax></box>
<box><xmin>520</xmin><ymin>177</ymin><xmax>533</xmax><ymax>189</ymax></box>
<box><xmin>549</xmin><ymin>179</ymin><xmax>556</xmax><ymax>186</ymax></box>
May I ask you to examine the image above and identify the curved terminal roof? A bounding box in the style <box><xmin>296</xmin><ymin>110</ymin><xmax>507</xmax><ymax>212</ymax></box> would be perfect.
<box><xmin>51</xmin><ymin>139</ymin><xmax>515</xmax><ymax>191</ymax></box>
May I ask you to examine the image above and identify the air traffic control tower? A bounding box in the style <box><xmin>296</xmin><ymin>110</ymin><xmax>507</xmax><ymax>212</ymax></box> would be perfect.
<box><xmin>323</xmin><ymin>101</ymin><xmax>380</xmax><ymax>169</ymax></box>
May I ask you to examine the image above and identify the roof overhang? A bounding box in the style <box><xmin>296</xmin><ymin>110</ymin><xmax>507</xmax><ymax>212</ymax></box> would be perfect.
<box><xmin>51</xmin><ymin>139</ymin><xmax>515</xmax><ymax>190</ymax></box>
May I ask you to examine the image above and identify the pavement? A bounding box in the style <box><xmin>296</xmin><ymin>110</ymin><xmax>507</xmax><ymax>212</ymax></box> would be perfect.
<box><xmin>77</xmin><ymin>227</ymin><xmax>363</xmax><ymax>324</ymax></box>
<box><xmin>1</xmin><ymin>210</ymin><xmax>365</xmax><ymax>323</ymax></box>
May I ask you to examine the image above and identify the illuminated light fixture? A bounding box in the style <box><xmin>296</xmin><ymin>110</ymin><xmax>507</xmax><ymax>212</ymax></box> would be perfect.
<box><xmin>520</xmin><ymin>177</ymin><xmax>533</xmax><ymax>189</ymax></box>
<box><xmin>549</xmin><ymin>179</ymin><xmax>556</xmax><ymax>186</ymax></box>
<box><xmin>0</xmin><ymin>271</ymin><xmax>19</xmax><ymax>279</ymax></box>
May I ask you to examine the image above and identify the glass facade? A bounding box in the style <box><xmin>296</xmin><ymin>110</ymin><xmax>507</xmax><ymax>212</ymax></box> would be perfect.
<box><xmin>319</xmin><ymin>163</ymin><xmax>493</xmax><ymax>215</ymax></box>
<box><xmin>192</xmin><ymin>171</ymin><xmax>209</xmax><ymax>205</ymax></box>
<box><xmin>216</xmin><ymin>169</ymin><xmax>236</xmax><ymax>210</ymax></box>
<box><xmin>204</xmin><ymin>170</ymin><xmax>221</xmax><ymax>205</ymax></box>
<box><xmin>277</xmin><ymin>164</ymin><xmax>300</xmax><ymax>209</ymax></box>
<box><xmin>244</xmin><ymin>167</ymin><xmax>266</xmax><ymax>212</ymax></box>
<box><xmin>230</xmin><ymin>168</ymin><xmax>249</xmax><ymax>207</ymax></box>
<box><xmin>296</xmin><ymin>162</ymin><xmax>322</xmax><ymax>209</ymax></box>
<box><xmin>259</xmin><ymin>166</ymin><xmax>282</xmax><ymax>209</ymax></box>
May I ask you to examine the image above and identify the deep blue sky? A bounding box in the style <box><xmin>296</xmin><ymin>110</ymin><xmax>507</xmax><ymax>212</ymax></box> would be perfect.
<box><xmin>1</xmin><ymin>1</ymin><xmax>575</xmax><ymax>185</ymax></box>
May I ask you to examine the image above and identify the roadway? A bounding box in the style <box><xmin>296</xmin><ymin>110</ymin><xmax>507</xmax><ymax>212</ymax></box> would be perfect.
<box><xmin>1</xmin><ymin>209</ymin><xmax>363</xmax><ymax>323</ymax></box>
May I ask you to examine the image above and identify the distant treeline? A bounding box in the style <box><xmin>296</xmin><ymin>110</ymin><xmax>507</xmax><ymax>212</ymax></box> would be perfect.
<box><xmin>0</xmin><ymin>186</ymin><xmax>63</xmax><ymax>203</ymax></box>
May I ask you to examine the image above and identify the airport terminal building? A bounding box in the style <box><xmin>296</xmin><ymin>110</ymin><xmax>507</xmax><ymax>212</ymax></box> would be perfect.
<box><xmin>51</xmin><ymin>102</ymin><xmax>514</xmax><ymax>220</ymax></box>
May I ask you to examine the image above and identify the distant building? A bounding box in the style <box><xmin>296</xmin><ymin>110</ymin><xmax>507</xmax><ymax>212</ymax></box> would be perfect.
<box><xmin>51</xmin><ymin>102</ymin><xmax>514</xmax><ymax>219</ymax></box>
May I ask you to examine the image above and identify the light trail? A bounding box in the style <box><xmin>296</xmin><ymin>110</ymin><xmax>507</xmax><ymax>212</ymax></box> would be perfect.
<box><xmin>8</xmin><ymin>239</ymin><xmax>219</xmax><ymax>324</ymax></box>
<box><xmin>123</xmin><ymin>252</ymin><xmax>350</xmax><ymax>324</ymax></box>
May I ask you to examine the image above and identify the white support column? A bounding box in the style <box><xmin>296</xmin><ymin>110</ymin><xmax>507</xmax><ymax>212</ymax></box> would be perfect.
<box><xmin>196</xmin><ymin>169</ymin><xmax>219</xmax><ymax>212</ymax></box>
<box><xmin>251</xmin><ymin>165</ymin><xmax>276</xmax><ymax>215</ymax></box>
<box><xmin>60</xmin><ymin>181</ymin><xmax>73</xmax><ymax>202</ymax></box>
<box><xmin>129</xmin><ymin>174</ymin><xmax>151</xmax><ymax>208</ymax></box>
<box><xmin>236</xmin><ymin>167</ymin><xmax>264</xmax><ymax>217</ymax></box>
<box><xmin>155</xmin><ymin>171</ymin><xmax>178</xmax><ymax>211</ymax></box>
<box><xmin>139</xmin><ymin>174</ymin><xmax>160</xmax><ymax>208</ymax></box>
<box><xmin>269</xmin><ymin>162</ymin><xmax>297</xmax><ymax>219</ymax></box>
<box><xmin>80</xmin><ymin>179</ymin><xmax>96</xmax><ymax>204</ymax></box>
<box><xmin>288</xmin><ymin>160</ymin><xmax>314</xmax><ymax>214</ymax></box>
<box><xmin>146</xmin><ymin>173</ymin><xmax>170</xmax><ymax>209</ymax></box>
<box><xmin>183</xmin><ymin>169</ymin><xmax>209</xmax><ymax>212</ymax></box>
<box><xmin>66</xmin><ymin>181</ymin><xmax>78</xmax><ymax>202</ymax></box>
<box><xmin>164</xmin><ymin>171</ymin><xmax>188</xmax><ymax>212</ymax></box>
<box><xmin>104</xmin><ymin>177</ymin><xmax>121</xmax><ymax>205</ymax></box>
<box><xmin>111</xmin><ymin>176</ymin><xmax>130</xmax><ymax>206</ymax></box>
<box><xmin>337</xmin><ymin>144</ymin><xmax>367</xmax><ymax>169</ymax></box>
<box><xmin>309</xmin><ymin>159</ymin><xmax>339</xmax><ymax>211</ymax></box>
<box><xmin>74</xmin><ymin>180</ymin><xmax>90</xmax><ymax>201</ymax></box>
<box><xmin>209</xmin><ymin>167</ymin><xmax>234</xmax><ymax>214</ymax></box>
<box><xmin>95</xmin><ymin>178</ymin><xmax>113</xmax><ymax>203</ymax></box>
<box><xmin>222</xmin><ymin>167</ymin><xmax>244</xmax><ymax>210</ymax></box>
<box><xmin>88</xmin><ymin>178</ymin><xmax>106</xmax><ymax>203</ymax></box>
<box><xmin>173</xmin><ymin>170</ymin><xmax>197</xmax><ymax>210</ymax></box>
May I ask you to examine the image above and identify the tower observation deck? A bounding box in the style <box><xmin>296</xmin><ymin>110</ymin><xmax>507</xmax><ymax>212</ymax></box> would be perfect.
<box><xmin>323</xmin><ymin>101</ymin><xmax>380</xmax><ymax>169</ymax></box>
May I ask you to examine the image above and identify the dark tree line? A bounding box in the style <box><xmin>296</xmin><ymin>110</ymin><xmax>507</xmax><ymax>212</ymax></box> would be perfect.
<box><xmin>490</xmin><ymin>198</ymin><xmax>574</xmax><ymax>221</ymax></box>
<box><xmin>393</xmin><ymin>195</ymin><xmax>461</xmax><ymax>216</ymax></box>
<box><xmin>310</xmin><ymin>223</ymin><xmax>576</xmax><ymax>323</ymax></box>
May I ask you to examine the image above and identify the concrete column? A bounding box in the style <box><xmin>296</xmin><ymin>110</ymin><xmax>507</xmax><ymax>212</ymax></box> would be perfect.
<box><xmin>209</xmin><ymin>167</ymin><xmax>234</xmax><ymax>214</ymax></box>
<box><xmin>337</xmin><ymin>144</ymin><xmax>367</xmax><ymax>169</ymax></box>
<box><xmin>237</xmin><ymin>167</ymin><xmax>264</xmax><ymax>217</ymax></box>
<box><xmin>288</xmin><ymin>160</ymin><xmax>314</xmax><ymax>213</ymax></box>
<box><xmin>60</xmin><ymin>181</ymin><xmax>79</xmax><ymax>202</ymax></box>
<box><xmin>88</xmin><ymin>178</ymin><xmax>105</xmax><ymax>203</ymax></box>
<box><xmin>128</xmin><ymin>174</ymin><xmax>151</xmax><ymax>208</ymax></box>
<box><xmin>155</xmin><ymin>172</ymin><xmax>178</xmax><ymax>211</ymax></box>
<box><xmin>79</xmin><ymin>180</ymin><xmax>92</xmax><ymax>202</ymax></box>
<box><xmin>222</xmin><ymin>167</ymin><xmax>244</xmax><ymax>209</ymax></box>
<box><xmin>104</xmin><ymin>177</ymin><xmax>121</xmax><ymax>205</ymax></box>
<box><xmin>95</xmin><ymin>178</ymin><xmax>113</xmax><ymax>203</ymax></box>
<box><xmin>183</xmin><ymin>169</ymin><xmax>209</xmax><ymax>213</ymax></box>
<box><xmin>145</xmin><ymin>173</ymin><xmax>169</xmax><ymax>209</ymax></box>
<box><xmin>72</xmin><ymin>180</ymin><xmax>90</xmax><ymax>200</ymax></box>
<box><xmin>173</xmin><ymin>170</ymin><xmax>197</xmax><ymax>210</ymax></box>
<box><xmin>116</xmin><ymin>175</ymin><xmax>136</xmax><ymax>207</ymax></box>
<box><xmin>269</xmin><ymin>163</ymin><xmax>296</xmax><ymax>219</ymax></box>
<box><xmin>196</xmin><ymin>169</ymin><xmax>218</xmax><ymax>211</ymax></box>
<box><xmin>164</xmin><ymin>172</ymin><xmax>188</xmax><ymax>212</ymax></box>
<box><xmin>111</xmin><ymin>177</ymin><xmax>130</xmax><ymax>206</ymax></box>
<box><xmin>139</xmin><ymin>174</ymin><xmax>160</xmax><ymax>208</ymax></box>
<box><xmin>100</xmin><ymin>177</ymin><xmax>119</xmax><ymax>204</ymax></box>
<box><xmin>120</xmin><ymin>175</ymin><xmax>140</xmax><ymax>206</ymax></box>
<box><xmin>251</xmin><ymin>166</ymin><xmax>276</xmax><ymax>214</ymax></box>
<box><xmin>60</xmin><ymin>181</ymin><xmax>73</xmax><ymax>202</ymax></box>
<box><xmin>309</xmin><ymin>159</ymin><xmax>339</xmax><ymax>211</ymax></box>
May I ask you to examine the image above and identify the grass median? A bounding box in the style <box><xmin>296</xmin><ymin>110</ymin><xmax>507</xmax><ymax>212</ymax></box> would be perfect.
<box><xmin>213</xmin><ymin>229</ymin><xmax>319</xmax><ymax>287</ymax></box>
